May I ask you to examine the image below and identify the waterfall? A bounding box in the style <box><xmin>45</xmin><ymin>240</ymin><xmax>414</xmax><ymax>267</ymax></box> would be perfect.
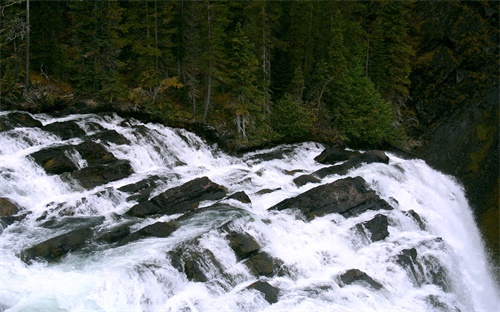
<box><xmin>0</xmin><ymin>111</ymin><xmax>498</xmax><ymax>311</ymax></box>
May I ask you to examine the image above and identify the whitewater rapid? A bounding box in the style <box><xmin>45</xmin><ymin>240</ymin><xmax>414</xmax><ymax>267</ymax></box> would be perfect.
<box><xmin>0</xmin><ymin>111</ymin><xmax>498</xmax><ymax>311</ymax></box>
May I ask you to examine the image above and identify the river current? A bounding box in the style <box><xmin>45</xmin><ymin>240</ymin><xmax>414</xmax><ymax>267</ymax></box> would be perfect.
<box><xmin>0</xmin><ymin>111</ymin><xmax>498</xmax><ymax>311</ymax></box>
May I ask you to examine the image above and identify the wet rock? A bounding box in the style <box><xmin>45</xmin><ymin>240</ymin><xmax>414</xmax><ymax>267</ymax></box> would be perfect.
<box><xmin>30</xmin><ymin>146</ymin><xmax>79</xmax><ymax>174</ymax></box>
<box><xmin>21</xmin><ymin>227</ymin><xmax>93</xmax><ymax>263</ymax></box>
<box><xmin>67</xmin><ymin>159</ymin><xmax>133</xmax><ymax>189</ymax></box>
<box><xmin>256</xmin><ymin>188</ymin><xmax>280</xmax><ymax>195</ymax></box>
<box><xmin>40</xmin><ymin>216</ymin><xmax>105</xmax><ymax>231</ymax></box>
<box><xmin>293</xmin><ymin>174</ymin><xmax>321</xmax><ymax>187</ymax></box>
<box><xmin>169</xmin><ymin>241</ymin><xmax>225</xmax><ymax>283</ymax></box>
<box><xmin>313</xmin><ymin>151</ymin><xmax>390</xmax><ymax>178</ymax></box>
<box><xmin>125</xmin><ymin>201</ymin><xmax>162</xmax><ymax>218</ymax></box>
<box><xmin>0</xmin><ymin>112</ymin><xmax>42</xmax><ymax>132</ymax></box>
<box><xmin>74</xmin><ymin>141</ymin><xmax>117</xmax><ymax>166</ymax></box>
<box><xmin>246</xmin><ymin>281</ymin><xmax>279</xmax><ymax>304</ymax></box>
<box><xmin>118</xmin><ymin>175</ymin><xmax>164</xmax><ymax>202</ymax></box>
<box><xmin>396</xmin><ymin>248</ymin><xmax>423</xmax><ymax>286</ymax></box>
<box><xmin>227</xmin><ymin>191</ymin><xmax>251</xmax><ymax>204</ymax></box>
<box><xmin>42</xmin><ymin>121</ymin><xmax>86</xmax><ymax>140</ymax></box>
<box><xmin>0</xmin><ymin>197</ymin><xmax>21</xmax><ymax>217</ymax></box>
<box><xmin>314</xmin><ymin>146</ymin><xmax>359</xmax><ymax>164</ymax></box>
<box><xmin>96</xmin><ymin>224</ymin><xmax>132</xmax><ymax>244</ymax></box>
<box><xmin>117</xmin><ymin>221</ymin><xmax>178</xmax><ymax>246</ymax></box>
<box><xmin>245</xmin><ymin>251</ymin><xmax>283</xmax><ymax>278</ymax></box>
<box><xmin>227</xmin><ymin>232</ymin><xmax>261</xmax><ymax>261</ymax></box>
<box><xmin>89</xmin><ymin>129</ymin><xmax>130</xmax><ymax>145</ymax></box>
<box><xmin>126</xmin><ymin>177</ymin><xmax>226</xmax><ymax>217</ymax></box>
<box><xmin>357</xmin><ymin>214</ymin><xmax>390</xmax><ymax>242</ymax></box>
<box><xmin>338</xmin><ymin>269</ymin><xmax>383</xmax><ymax>290</ymax></box>
<box><xmin>404</xmin><ymin>209</ymin><xmax>426</xmax><ymax>230</ymax></box>
<box><xmin>269</xmin><ymin>176</ymin><xmax>393</xmax><ymax>220</ymax></box>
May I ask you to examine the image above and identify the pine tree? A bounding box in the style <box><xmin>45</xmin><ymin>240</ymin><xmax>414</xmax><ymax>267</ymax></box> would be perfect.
<box><xmin>368</xmin><ymin>0</ymin><xmax>414</xmax><ymax>112</ymax></box>
<box><xmin>226</xmin><ymin>22</ymin><xmax>260</xmax><ymax>141</ymax></box>
<box><xmin>66</xmin><ymin>1</ymin><xmax>125</xmax><ymax>100</ymax></box>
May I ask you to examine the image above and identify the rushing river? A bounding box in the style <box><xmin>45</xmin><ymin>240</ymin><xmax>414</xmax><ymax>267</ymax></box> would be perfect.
<box><xmin>0</xmin><ymin>111</ymin><xmax>498</xmax><ymax>311</ymax></box>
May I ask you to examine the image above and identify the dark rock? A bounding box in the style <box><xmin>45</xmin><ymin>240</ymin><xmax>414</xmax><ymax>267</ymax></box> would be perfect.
<box><xmin>404</xmin><ymin>209</ymin><xmax>426</xmax><ymax>230</ymax></box>
<box><xmin>118</xmin><ymin>175</ymin><xmax>161</xmax><ymax>194</ymax></box>
<box><xmin>313</xmin><ymin>151</ymin><xmax>390</xmax><ymax>179</ymax></box>
<box><xmin>42</xmin><ymin>121</ymin><xmax>86</xmax><ymax>140</ymax></box>
<box><xmin>269</xmin><ymin>176</ymin><xmax>393</xmax><ymax>220</ymax></box>
<box><xmin>118</xmin><ymin>175</ymin><xmax>164</xmax><ymax>202</ymax></box>
<box><xmin>74</xmin><ymin>141</ymin><xmax>117</xmax><ymax>166</ymax></box>
<box><xmin>96</xmin><ymin>224</ymin><xmax>132</xmax><ymax>244</ymax></box>
<box><xmin>246</xmin><ymin>281</ymin><xmax>279</xmax><ymax>304</ymax></box>
<box><xmin>125</xmin><ymin>201</ymin><xmax>162</xmax><ymax>218</ymax></box>
<box><xmin>396</xmin><ymin>248</ymin><xmax>423</xmax><ymax>287</ymax></box>
<box><xmin>67</xmin><ymin>159</ymin><xmax>133</xmax><ymax>189</ymax></box>
<box><xmin>30</xmin><ymin>146</ymin><xmax>79</xmax><ymax>175</ymax></box>
<box><xmin>314</xmin><ymin>146</ymin><xmax>359</xmax><ymax>164</ymax></box>
<box><xmin>40</xmin><ymin>216</ymin><xmax>105</xmax><ymax>230</ymax></box>
<box><xmin>227</xmin><ymin>191</ymin><xmax>252</xmax><ymax>204</ymax></box>
<box><xmin>357</xmin><ymin>214</ymin><xmax>390</xmax><ymax>242</ymax></box>
<box><xmin>117</xmin><ymin>221</ymin><xmax>178</xmax><ymax>246</ymax></box>
<box><xmin>0</xmin><ymin>112</ymin><xmax>42</xmax><ymax>132</ymax></box>
<box><xmin>227</xmin><ymin>232</ymin><xmax>261</xmax><ymax>261</ymax></box>
<box><xmin>126</xmin><ymin>177</ymin><xmax>226</xmax><ymax>217</ymax></box>
<box><xmin>256</xmin><ymin>188</ymin><xmax>280</xmax><ymax>195</ymax></box>
<box><xmin>0</xmin><ymin>212</ymin><xmax>31</xmax><ymax>230</ymax></box>
<box><xmin>169</xmin><ymin>241</ymin><xmax>225</xmax><ymax>283</ymax></box>
<box><xmin>89</xmin><ymin>129</ymin><xmax>130</xmax><ymax>145</ymax></box>
<box><xmin>293</xmin><ymin>174</ymin><xmax>321</xmax><ymax>187</ymax></box>
<box><xmin>339</xmin><ymin>269</ymin><xmax>383</xmax><ymax>290</ymax></box>
<box><xmin>245</xmin><ymin>251</ymin><xmax>283</xmax><ymax>277</ymax></box>
<box><xmin>21</xmin><ymin>228</ymin><xmax>93</xmax><ymax>263</ymax></box>
<box><xmin>0</xmin><ymin>197</ymin><xmax>21</xmax><ymax>217</ymax></box>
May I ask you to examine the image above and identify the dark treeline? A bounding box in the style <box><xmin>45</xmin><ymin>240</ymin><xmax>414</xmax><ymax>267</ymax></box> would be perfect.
<box><xmin>1</xmin><ymin>0</ymin><xmax>498</xmax><ymax>148</ymax></box>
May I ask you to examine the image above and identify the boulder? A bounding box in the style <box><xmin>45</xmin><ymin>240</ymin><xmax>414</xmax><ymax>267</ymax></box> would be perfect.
<box><xmin>338</xmin><ymin>269</ymin><xmax>383</xmax><ymax>290</ymax></box>
<box><xmin>357</xmin><ymin>214</ymin><xmax>390</xmax><ymax>242</ymax></box>
<box><xmin>21</xmin><ymin>227</ymin><xmax>93</xmax><ymax>263</ymax></box>
<box><xmin>314</xmin><ymin>146</ymin><xmax>359</xmax><ymax>164</ymax></box>
<box><xmin>66</xmin><ymin>159</ymin><xmax>133</xmax><ymax>189</ymax></box>
<box><xmin>118</xmin><ymin>175</ymin><xmax>167</xmax><ymax>202</ymax></box>
<box><xmin>30</xmin><ymin>146</ymin><xmax>79</xmax><ymax>174</ymax></box>
<box><xmin>404</xmin><ymin>210</ymin><xmax>426</xmax><ymax>230</ymax></box>
<box><xmin>117</xmin><ymin>221</ymin><xmax>178</xmax><ymax>246</ymax></box>
<box><xmin>74</xmin><ymin>141</ymin><xmax>117</xmax><ymax>166</ymax></box>
<box><xmin>169</xmin><ymin>241</ymin><xmax>225</xmax><ymax>283</ymax></box>
<box><xmin>40</xmin><ymin>216</ymin><xmax>105</xmax><ymax>230</ymax></box>
<box><xmin>269</xmin><ymin>176</ymin><xmax>393</xmax><ymax>220</ymax></box>
<box><xmin>396</xmin><ymin>248</ymin><xmax>424</xmax><ymax>286</ymax></box>
<box><xmin>96</xmin><ymin>224</ymin><xmax>132</xmax><ymax>244</ymax></box>
<box><xmin>227</xmin><ymin>191</ymin><xmax>252</xmax><ymax>204</ymax></box>
<box><xmin>0</xmin><ymin>197</ymin><xmax>21</xmax><ymax>217</ymax></box>
<box><xmin>89</xmin><ymin>129</ymin><xmax>130</xmax><ymax>145</ymax></box>
<box><xmin>42</xmin><ymin>121</ymin><xmax>86</xmax><ymax>140</ymax></box>
<box><xmin>126</xmin><ymin>177</ymin><xmax>226</xmax><ymax>217</ymax></box>
<box><xmin>313</xmin><ymin>151</ymin><xmax>390</xmax><ymax>178</ymax></box>
<box><xmin>0</xmin><ymin>112</ymin><xmax>42</xmax><ymax>132</ymax></box>
<box><xmin>293</xmin><ymin>174</ymin><xmax>321</xmax><ymax>187</ymax></box>
<box><xmin>245</xmin><ymin>251</ymin><xmax>283</xmax><ymax>278</ymax></box>
<box><xmin>246</xmin><ymin>281</ymin><xmax>279</xmax><ymax>304</ymax></box>
<box><xmin>227</xmin><ymin>232</ymin><xmax>261</xmax><ymax>261</ymax></box>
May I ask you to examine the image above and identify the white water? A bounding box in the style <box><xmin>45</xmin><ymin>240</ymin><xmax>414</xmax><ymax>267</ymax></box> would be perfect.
<box><xmin>0</xmin><ymin>111</ymin><xmax>498</xmax><ymax>311</ymax></box>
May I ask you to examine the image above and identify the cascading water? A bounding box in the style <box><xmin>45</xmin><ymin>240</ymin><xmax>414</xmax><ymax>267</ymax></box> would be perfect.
<box><xmin>0</xmin><ymin>111</ymin><xmax>498</xmax><ymax>311</ymax></box>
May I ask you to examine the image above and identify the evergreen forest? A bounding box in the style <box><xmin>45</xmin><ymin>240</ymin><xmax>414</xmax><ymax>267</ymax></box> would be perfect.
<box><xmin>0</xmin><ymin>0</ymin><xmax>498</xmax><ymax>149</ymax></box>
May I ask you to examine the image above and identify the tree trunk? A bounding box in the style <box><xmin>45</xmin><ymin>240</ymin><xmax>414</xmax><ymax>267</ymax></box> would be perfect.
<box><xmin>24</xmin><ymin>0</ymin><xmax>30</xmax><ymax>92</ymax></box>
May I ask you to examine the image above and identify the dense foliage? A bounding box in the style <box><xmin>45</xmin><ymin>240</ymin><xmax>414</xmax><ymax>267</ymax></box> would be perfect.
<box><xmin>0</xmin><ymin>0</ymin><xmax>498</xmax><ymax>148</ymax></box>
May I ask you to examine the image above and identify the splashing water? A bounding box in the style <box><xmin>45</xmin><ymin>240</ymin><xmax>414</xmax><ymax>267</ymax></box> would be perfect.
<box><xmin>0</xmin><ymin>111</ymin><xmax>498</xmax><ymax>311</ymax></box>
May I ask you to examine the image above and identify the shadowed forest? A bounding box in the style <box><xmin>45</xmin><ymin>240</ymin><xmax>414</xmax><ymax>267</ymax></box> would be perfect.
<box><xmin>1</xmin><ymin>0</ymin><xmax>497</xmax><ymax>149</ymax></box>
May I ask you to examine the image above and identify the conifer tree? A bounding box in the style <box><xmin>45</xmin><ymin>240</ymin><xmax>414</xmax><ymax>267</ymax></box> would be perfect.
<box><xmin>226</xmin><ymin>22</ymin><xmax>260</xmax><ymax>141</ymax></box>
